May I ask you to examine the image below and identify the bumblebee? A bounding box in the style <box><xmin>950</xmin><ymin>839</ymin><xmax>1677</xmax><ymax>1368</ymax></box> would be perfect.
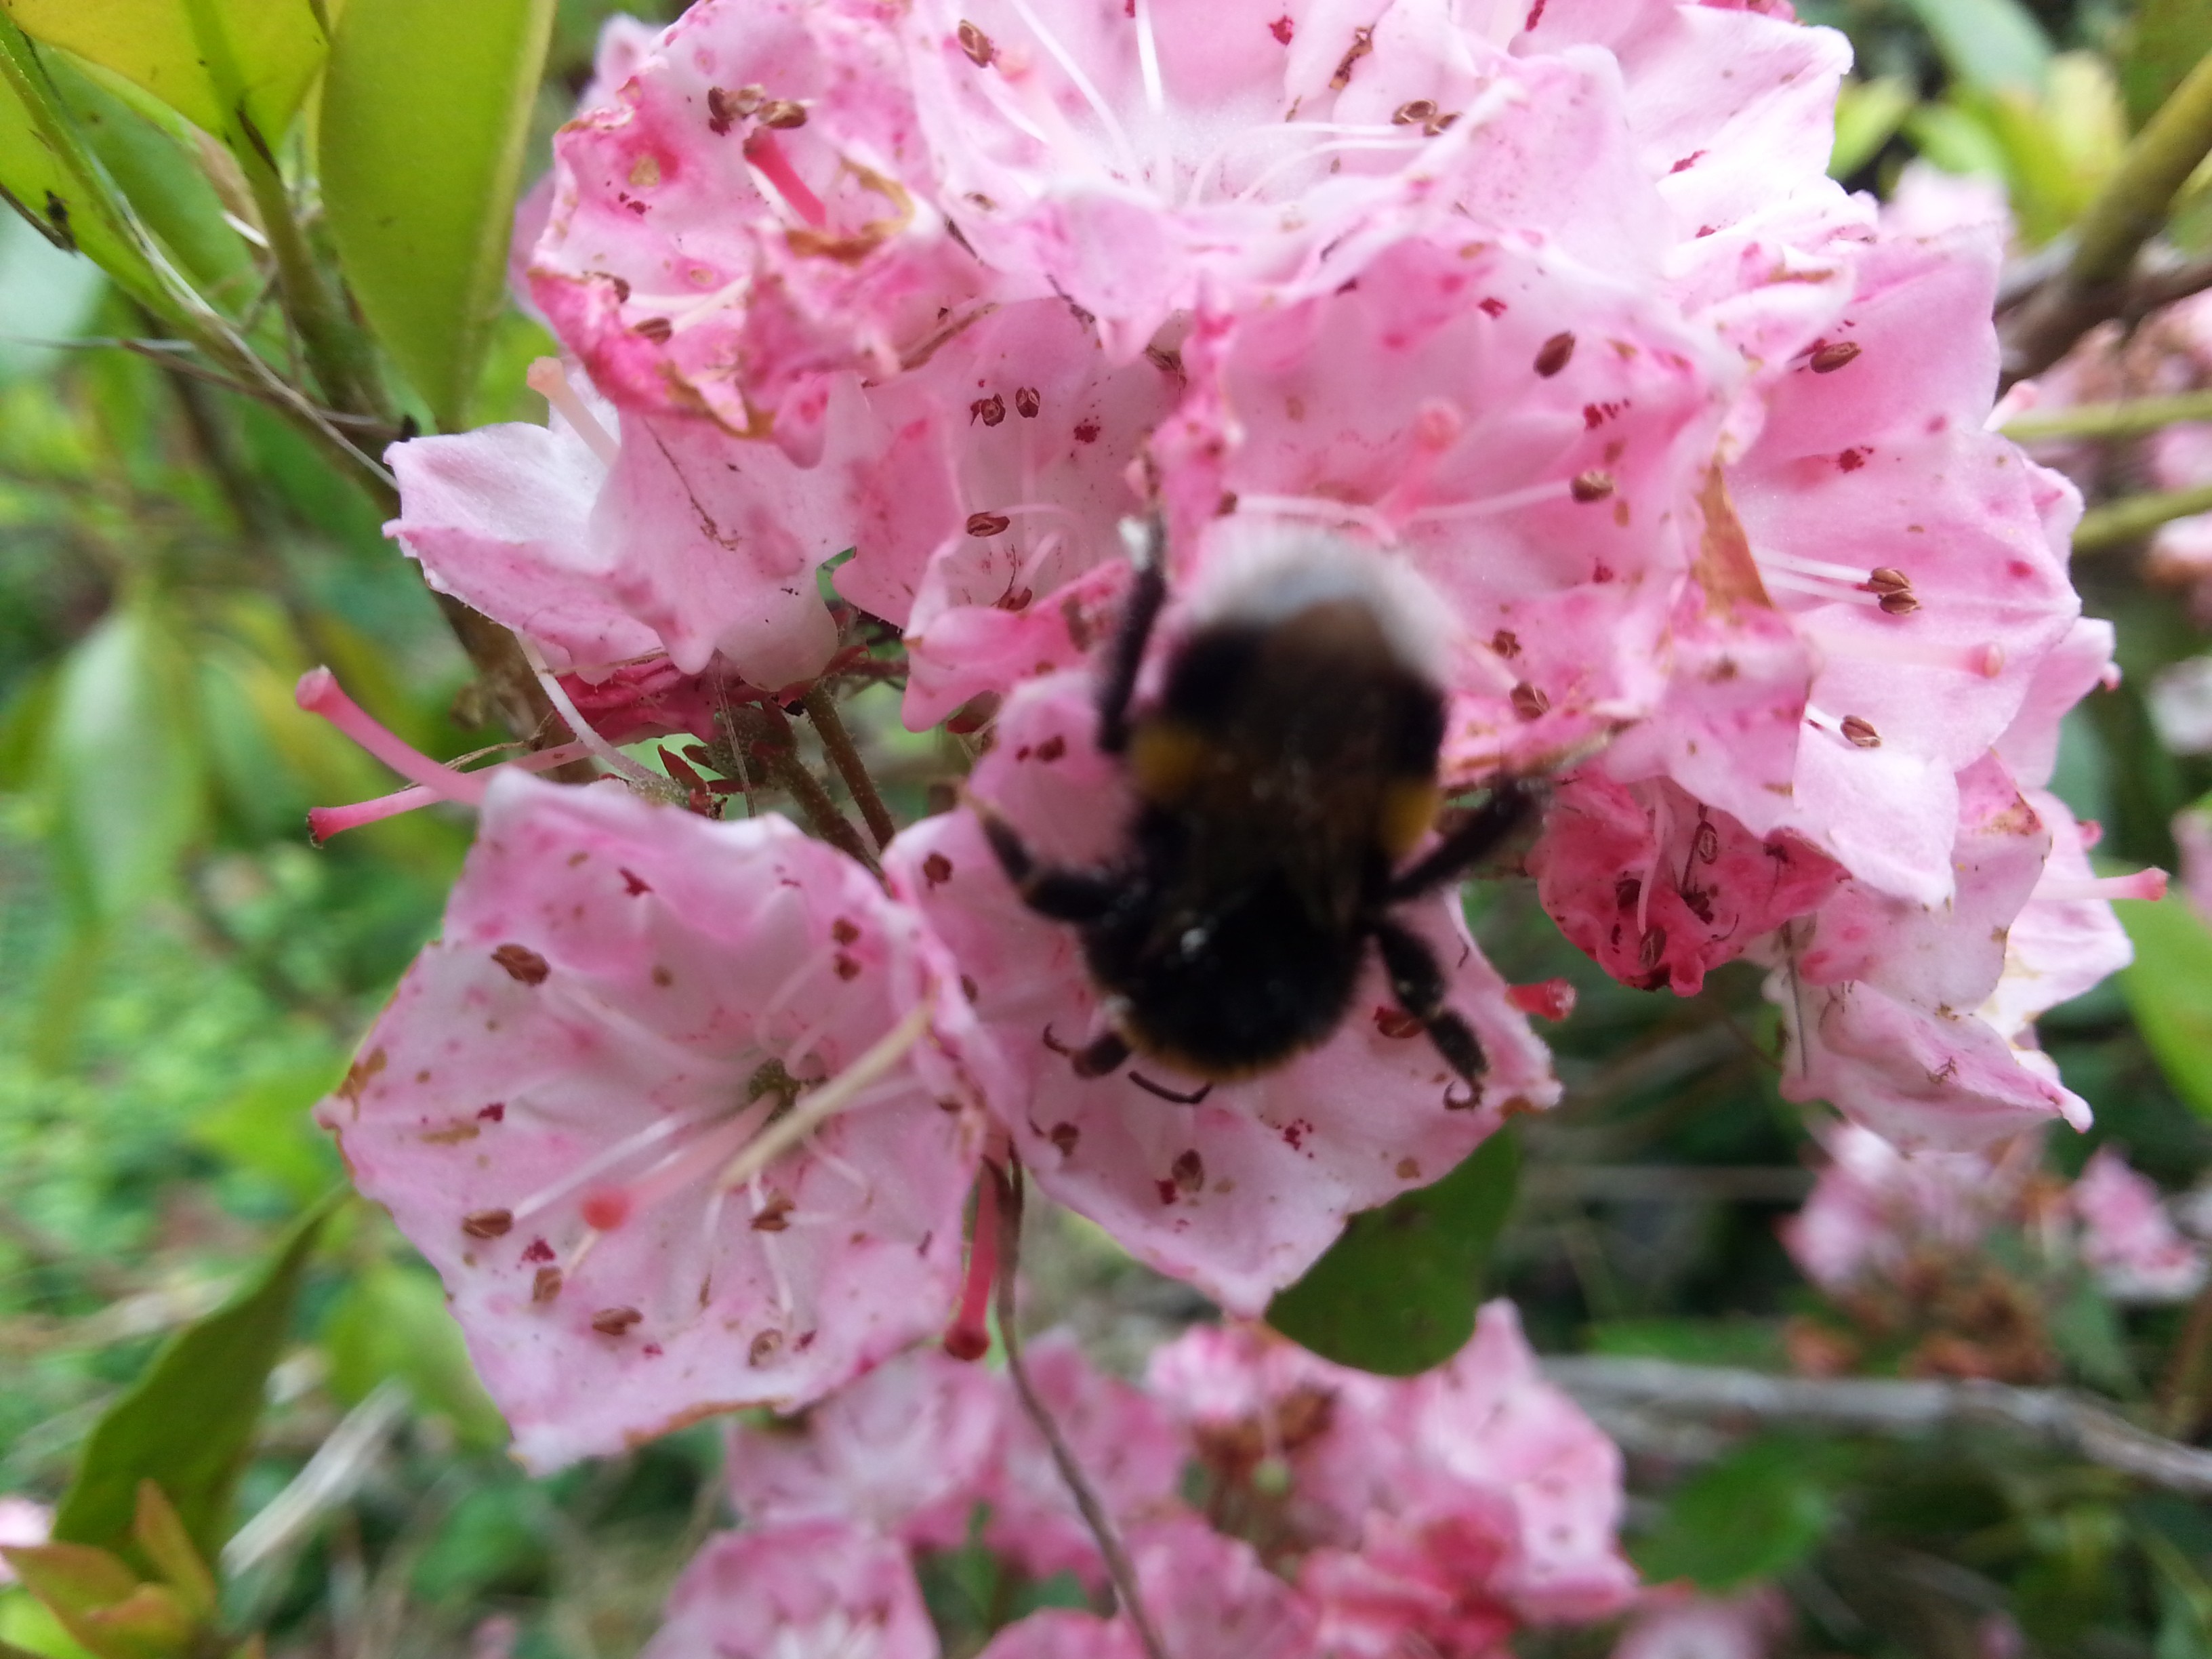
<box><xmin>981</xmin><ymin>522</ymin><xmax>1534</xmax><ymax>1099</ymax></box>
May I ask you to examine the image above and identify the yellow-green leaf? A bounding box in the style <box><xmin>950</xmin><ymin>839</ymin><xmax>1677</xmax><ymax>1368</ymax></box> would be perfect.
<box><xmin>319</xmin><ymin>0</ymin><xmax>555</xmax><ymax>430</ymax></box>
<box><xmin>1</xmin><ymin>0</ymin><xmax>325</xmax><ymax>150</ymax></box>
<box><xmin>2119</xmin><ymin>894</ymin><xmax>2212</xmax><ymax>1120</ymax></box>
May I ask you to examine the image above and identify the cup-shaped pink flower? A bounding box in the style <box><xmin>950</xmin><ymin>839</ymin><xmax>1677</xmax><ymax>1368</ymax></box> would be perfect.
<box><xmin>886</xmin><ymin>674</ymin><xmax>1557</xmax><ymax>1314</ymax></box>
<box><xmin>640</xmin><ymin>1521</ymin><xmax>940</xmax><ymax>1659</ymax></box>
<box><xmin>316</xmin><ymin>772</ymin><xmax>989</xmax><ymax>1469</ymax></box>
<box><xmin>2072</xmin><ymin>1147</ymin><xmax>2207</xmax><ymax>1303</ymax></box>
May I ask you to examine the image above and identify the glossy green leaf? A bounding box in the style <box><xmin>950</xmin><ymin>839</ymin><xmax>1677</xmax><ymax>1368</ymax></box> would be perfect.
<box><xmin>1</xmin><ymin>0</ymin><xmax>325</xmax><ymax>150</ymax></box>
<box><xmin>40</xmin><ymin>602</ymin><xmax>204</xmax><ymax>926</ymax></box>
<box><xmin>1633</xmin><ymin>1433</ymin><xmax>1839</xmax><ymax>1592</ymax></box>
<box><xmin>2123</xmin><ymin>0</ymin><xmax>2212</xmax><ymax>129</ymax></box>
<box><xmin>41</xmin><ymin>53</ymin><xmax>253</xmax><ymax>305</ymax></box>
<box><xmin>0</xmin><ymin>16</ymin><xmax>169</xmax><ymax>312</ymax></box>
<box><xmin>2118</xmin><ymin>895</ymin><xmax>2212</xmax><ymax>1121</ymax></box>
<box><xmin>54</xmin><ymin>1195</ymin><xmax>340</xmax><ymax>1563</ymax></box>
<box><xmin>323</xmin><ymin>1259</ymin><xmax>506</xmax><ymax>1450</ymax></box>
<box><xmin>319</xmin><ymin>0</ymin><xmax>555</xmax><ymax>430</ymax></box>
<box><xmin>1899</xmin><ymin>0</ymin><xmax>2052</xmax><ymax>94</ymax></box>
<box><xmin>1268</xmin><ymin>1129</ymin><xmax>1519</xmax><ymax>1375</ymax></box>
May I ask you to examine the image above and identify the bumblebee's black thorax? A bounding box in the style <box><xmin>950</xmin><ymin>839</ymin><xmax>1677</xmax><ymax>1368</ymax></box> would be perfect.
<box><xmin>1080</xmin><ymin>598</ymin><xmax>1448</xmax><ymax>1078</ymax></box>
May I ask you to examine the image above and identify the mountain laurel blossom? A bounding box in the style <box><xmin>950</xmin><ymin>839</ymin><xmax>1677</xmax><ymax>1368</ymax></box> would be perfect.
<box><xmin>301</xmin><ymin>0</ymin><xmax>2154</xmax><ymax>1523</ymax></box>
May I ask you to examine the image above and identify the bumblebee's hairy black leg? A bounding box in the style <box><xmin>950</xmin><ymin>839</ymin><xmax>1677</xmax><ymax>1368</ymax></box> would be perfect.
<box><xmin>1096</xmin><ymin>515</ymin><xmax>1169</xmax><ymax>755</ymax></box>
<box><xmin>1373</xmin><ymin>916</ymin><xmax>1488</xmax><ymax>1082</ymax></box>
<box><xmin>979</xmin><ymin>808</ymin><xmax>1120</xmax><ymax>922</ymax></box>
<box><xmin>1385</xmin><ymin>779</ymin><xmax>1540</xmax><ymax>903</ymax></box>
<box><xmin>1044</xmin><ymin>1024</ymin><xmax>1135</xmax><ymax>1078</ymax></box>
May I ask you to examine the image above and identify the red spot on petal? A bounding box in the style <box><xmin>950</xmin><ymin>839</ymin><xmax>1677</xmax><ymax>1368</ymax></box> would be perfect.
<box><xmin>1523</xmin><ymin>0</ymin><xmax>1546</xmax><ymax>26</ymax></box>
<box><xmin>1374</xmin><ymin>1005</ymin><xmax>1422</xmax><ymax>1040</ymax></box>
<box><xmin>522</xmin><ymin>1237</ymin><xmax>556</xmax><ymax>1263</ymax></box>
<box><xmin>620</xmin><ymin>867</ymin><xmax>651</xmax><ymax>895</ymax></box>
<box><xmin>1837</xmin><ymin>447</ymin><xmax>1868</xmax><ymax>472</ymax></box>
<box><xmin>1155</xmin><ymin>1179</ymin><xmax>1179</xmax><ymax>1206</ymax></box>
<box><xmin>477</xmin><ymin>1102</ymin><xmax>506</xmax><ymax>1122</ymax></box>
<box><xmin>1669</xmin><ymin>150</ymin><xmax>1706</xmax><ymax>173</ymax></box>
<box><xmin>1269</xmin><ymin>13</ymin><xmax>1293</xmax><ymax>43</ymax></box>
<box><xmin>1478</xmin><ymin>296</ymin><xmax>1508</xmax><ymax>318</ymax></box>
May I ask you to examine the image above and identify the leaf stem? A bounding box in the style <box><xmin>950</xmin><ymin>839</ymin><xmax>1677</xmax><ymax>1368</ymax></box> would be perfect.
<box><xmin>755</xmin><ymin>703</ymin><xmax>881</xmax><ymax>871</ymax></box>
<box><xmin>2005</xmin><ymin>388</ymin><xmax>2212</xmax><ymax>444</ymax></box>
<box><xmin>2159</xmin><ymin>1275</ymin><xmax>2212</xmax><ymax>1441</ymax></box>
<box><xmin>993</xmin><ymin>1164</ymin><xmax>1173</xmax><ymax>1659</ymax></box>
<box><xmin>802</xmin><ymin>686</ymin><xmax>899</xmax><ymax>851</ymax></box>
<box><xmin>2072</xmin><ymin>480</ymin><xmax>2212</xmax><ymax>552</ymax></box>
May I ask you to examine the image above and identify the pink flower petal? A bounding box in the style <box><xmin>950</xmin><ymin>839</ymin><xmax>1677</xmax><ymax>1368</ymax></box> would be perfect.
<box><xmin>640</xmin><ymin>1522</ymin><xmax>939</xmax><ymax>1659</ymax></box>
<box><xmin>316</xmin><ymin>773</ymin><xmax>987</xmax><ymax>1469</ymax></box>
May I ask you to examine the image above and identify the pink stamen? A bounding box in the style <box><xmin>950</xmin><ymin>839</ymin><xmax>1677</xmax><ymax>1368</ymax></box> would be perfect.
<box><xmin>744</xmin><ymin>134</ymin><xmax>829</xmax><ymax>228</ymax></box>
<box><xmin>943</xmin><ymin>1166</ymin><xmax>1002</xmax><ymax>1361</ymax></box>
<box><xmin>306</xmin><ymin>741</ymin><xmax>596</xmax><ymax>843</ymax></box>
<box><xmin>2036</xmin><ymin>869</ymin><xmax>2167</xmax><ymax>903</ymax></box>
<box><xmin>1803</xmin><ymin>622</ymin><xmax>2005</xmax><ymax>679</ymax></box>
<box><xmin>525</xmin><ymin>359</ymin><xmax>621</xmax><ymax>466</ymax></box>
<box><xmin>296</xmin><ymin>668</ymin><xmax>489</xmax><ymax>805</ymax></box>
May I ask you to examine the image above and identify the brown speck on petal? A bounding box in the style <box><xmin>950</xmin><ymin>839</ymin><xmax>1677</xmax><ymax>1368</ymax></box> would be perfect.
<box><xmin>1172</xmin><ymin>1149</ymin><xmax>1206</xmax><ymax>1193</ymax></box>
<box><xmin>532</xmin><ymin>1267</ymin><xmax>564</xmax><ymax>1303</ymax></box>
<box><xmin>1841</xmin><ymin>714</ymin><xmax>1882</xmax><ymax>748</ymax></box>
<box><xmin>1534</xmin><ymin>331</ymin><xmax>1576</xmax><ymax>377</ymax></box>
<box><xmin>1396</xmin><ymin>1158</ymin><xmax>1422</xmax><ymax>1181</ymax></box>
<box><xmin>1330</xmin><ymin>24</ymin><xmax>1373</xmax><ymax>88</ymax></box>
<box><xmin>1014</xmin><ymin>385</ymin><xmax>1041</xmax><ymax>417</ymax></box>
<box><xmin>958</xmin><ymin>18</ymin><xmax>996</xmax><ymax>65</ymax></box>
<box><xmin>1510</xmin><ymin>682</ymin><xmax>1550</xmax><ymax>720</ymax></box>
<box><xmin>592</xmin><ymin>1307</ymin><xmax>642</xmax><ymax>1336</ymax></box>
<box><xmin>1570</xmin><ymin>469</ymin><xmax>1614</xmax><ymax>503</ymax></box>
<box><xmin>832</xmin><ymin>918</ymin><xmax>861</xmax><ymax>944</ymax></box>
<box><xmin>492</xmin><ymin>943</ymin><xmax>550</xmax><ymax>985</ymax></box>
<box><xmin>632</xmin><ymin>316</ymin><xmax>673</xmax><ymax>344</ymax></box>
<box><xmin>1809</xmin><ymin>339</ymin><xmax>1861</xmax><ymax>373</ymax></box>
<box><xmin>758</xmin><ymin>100</ymin><xmax>808</xmax><ymax>129</ymax></box>
<box><xmin>1490</xmin><ymin>628</ymin><xmax>1520</xmax><ymax>659</ymax></box>
<box><xmin>462</xmin><ymin>1208</ymin><xmax>513</xmax><ymax>1239</ymax></box>
<box><xmin>750</xmin><ymin>1329</ymin><xmax>785</xmax><ymax>1366</ymax></box>
<box><xmin>966</xmin><ymin>511</ymin><xmax>1012</xmax><ymax>536</ymax></box>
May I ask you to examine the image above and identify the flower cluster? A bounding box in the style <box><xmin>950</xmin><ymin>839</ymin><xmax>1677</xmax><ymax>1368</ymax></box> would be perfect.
<box><xmin>304</xmin><ymin>0</ymin><xmax>2150</xmax><ymax>1466</ymax></box>
<box><xmin>638</xmin><ymin>1305</ymin><xmax>1638</xmax><ymax>1658</ymax></box>
<box><xmin>1782</xmin><ymin>1120</ymin><xmax>2205</xmax><ymax>1381</ymax></box>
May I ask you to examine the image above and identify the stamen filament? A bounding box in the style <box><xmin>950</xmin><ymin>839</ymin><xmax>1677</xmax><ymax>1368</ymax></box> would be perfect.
<box><xmin>715</xmin><ymin>1002</ymin><xmax>935</xmax><ymax>1194</ymax></box>
<box><xmin>1803</xmin><ymin>619</ymin><xmax>2005</xmax><ymax>678</ymax></box>
<box><xmin>1006</xmin><ymin>0</ymin><xmax>1141</xmax><ymax>179</ymax></box>
<box><xmin>1234</xmin><ymin>491</ymin><xmax>1401</xmax><ymax>544</ymax></box>
<box><xmin>525</xmin><ymin>359</ymin><xmax>621</xmax><ymax>467</ymax></box>
<box><xmin>515</xmin><ymin>635</ymin><xmax>669</xmax><ymax>788</ymax></box>
<box><xmin>1404</xmin><ymin>477</ymin><xmax>1573</xmax><ymax>525</ymax></box>
<box><xmin>743</xmin><ymin>134</ymin><xmax>830</xmax><ymax>228</ymax></box>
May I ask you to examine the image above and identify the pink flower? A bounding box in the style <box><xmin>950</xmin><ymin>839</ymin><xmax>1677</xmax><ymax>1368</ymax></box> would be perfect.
<box><xmin>386</xmin><ymin>360</ymin><xmax>857</xmax><ymax>688</ymax></box>
<box><xmin>977</xmin><ymin>1519</ymin><xmax>1321</xmax><ymax>1659</ymax></box>
<box><xmin>2072</xmin><ymin>1147</ymin><xmax>2207</xmax><ymax>1304</ymax></box>
<box><xmin>1612</xmin><ymin>1589</ymin><xmax>1789</xmax><ymax>1659</ymax></box>
<box><xmin>886</xmin><ymin>674</ymin><xmax>1557</xmax><ymax>1315</ymax></box>
<box><xmin>638</xmin><ymin>1522</ymin><xmax>939</xmax><ymax>1659</ymax></box>
<box><xmin>1781</xmin><ymin>1120</ymin><xmax>2026</xmax><ymax>1294</ymax></box>
<box><xmin>725</xmin><ymin>1330</ymin><xmax>1183</xmax><ymax>1587</ymax></box>
<box><xmin>315</xmin><ymin>772</ymin><xmax>991</xmax><ymax>1469</ymax></box>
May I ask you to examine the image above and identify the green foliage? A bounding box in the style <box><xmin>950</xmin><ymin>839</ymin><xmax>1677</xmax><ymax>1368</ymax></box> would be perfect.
<box><xmin>1268</xmin><ymin>1129</ymin><xmax>1518</xmax><ymax>1375</ymax></box>
<box><xmin>319</xmin><ymin>0</ymin><xmax>556</xmax><ymax>430</ymax></box>
<box><xmin>321</xmin><ymin>1257</ymin><xmax>505</xmax><ymax>1451</ymax></box>
<box><xmin>1</xmin><ymin>0</ymin><xmax>326</xmax><ymax>155</ymax></box>
<box><xmin>54</xmin><ymin>1195</ymin><xmax>337</xmax><ymax>1563</ymax></box>
<box><xmin>1632</xmin><ymin>1433</ymin><xmax>1844</xmax><ymax>1592</ymax></box>
<box><xmin>1898</xmin><ymin>0</ymin><xmax>2053</xmax><ymax>92</ymax></box>
<box><xmin>2120</xmin><ymin>894</ymin><xmax>2212</xmax><ymax>1120</ymax></box>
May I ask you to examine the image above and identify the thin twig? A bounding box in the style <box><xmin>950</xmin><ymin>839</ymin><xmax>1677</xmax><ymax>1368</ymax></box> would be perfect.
<box><xmin>2158</xmin><ymin>1275</ymin><xmax>2212</xmax><ymax>1440</ymax></box>
<box><xmin>2005</xmin><ymin>387</ymin><xmax>2212</xmax><ymax>445</ymax></box>
<box><xmin>1544</xmin><ymin>1355</ymin><xmax>2212</xmax><ymax>1496</ymax></box>
<box><xmin>2072</xmin><ymin>478</ymin><xmax>2212</xmax><ymax>552</ymax></box>
<box><xmin>993</xmin><ymin>1164</ymin><xmax>1172</xmax><ymax>1659</ymax></box>
<box><xmin>802</xmin><ymin>686</ymin><xmax>899</xmax><ymax>851</ymax></box>
<box><xmin>756</xmin><ymin>704</ymin><xmax>880</xmax><ymax>870</ymax></box>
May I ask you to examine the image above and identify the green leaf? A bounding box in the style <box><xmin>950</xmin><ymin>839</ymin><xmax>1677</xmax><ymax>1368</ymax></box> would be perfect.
<box><xmin>0</xmin><ymin>16</ymin><xmax>170</xmax><ymax>312</ymax></box>
<box><xmin>318</xmin><ymin>0</ymin><xmax>555</xmax><ymax>430</ymax></box>
<box><xmin>40</xmin><ymin>601</ymin><xmax>205</xmax><ymax>926</ymax></box>
<box><xmin>1831</xmin><ymin>76</ymin><xmax>1916</xmax><ymax>180</ymax></box>
<box><xmin>1267</xmin><ymin>1129</ymin><xmax>1519</xmax><ymax>1375</ymax></box>
<box><xmin>1898</xmin><ymin>0</ymin><xmax>2052</xmax><ymax>95</ymax></box>
<box><xmin>41</xmin><ymin>53</ymin><xmax>253</xmax><ymax>305</ymax></box>
<box><xmin>323</xmin><ymin>1259</ymin><xmax>506</xmax><ymax>1450</ymax></box>
<box><xmin>1633</xmin><ymin>1433</ymin><xmax>1839</xmax><ymax>1592</ymax></box>
<box><xmin>127</xmin><ymin>1488</ymin><xmax>213</xmax><ymax>1625</ymax></box>
<box><xmin>1586</xmin><ymin>1317</ymin><xmax>1788</xmax><ymax>1370</ymax></box>
<box><xmin>1</xmin><ymin>0</ymin><xmax>325</xmax><ymax>151</ymax></box>
<box><xmin>53</xmin><ymin>1195</ymin><xmax>341</xmax><ymax>1564</ymax></box>
<box><xmin>2123</xmin><ymin>0</ymin><xmax>2212</xmax><ymax>129</ymax></box>
<box><xmin>2119</xmin><ymin>895</ymin><xmax>2212</xmax><ymax>1120</ymax></box>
